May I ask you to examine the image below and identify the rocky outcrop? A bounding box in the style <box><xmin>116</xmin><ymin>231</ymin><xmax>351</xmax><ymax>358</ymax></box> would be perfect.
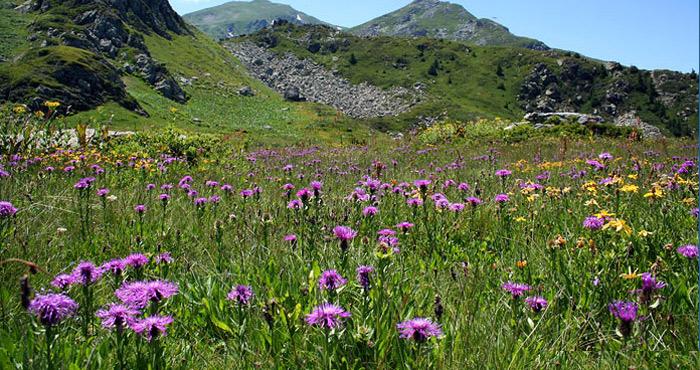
<box><xmin>509</xmin><ymin>110</ymin><xmax>664</xmax><ymax>139</ymax></box>
<box><xmin>614</xmin><ymin>111</ymin><xmax>663</xmax><ymax>139</ymax></box>
<box><xmin>226</xmin><ymin>42</ymin><xmax>418</xmax><ymax>118</ymax></box>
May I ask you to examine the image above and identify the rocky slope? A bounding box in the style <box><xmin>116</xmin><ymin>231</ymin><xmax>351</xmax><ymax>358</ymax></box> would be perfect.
<box><xmin>227</xmin><ymin>41</ymin><xmax>418</xmax><ymax>118</ymax></box>
<box><xmin>183</xmin><ymin>0</ymin><xmax>334</xmax><ymax>40</ymax></box>
<box><xmin>351</xmin><ymin>0</ymin><xmax>548</xmax><ymax>50</ymax></box>
<box><xmin>1</xmin><ymin>0</ymin><xmax>191</xmax><ymax>114</ymax></box>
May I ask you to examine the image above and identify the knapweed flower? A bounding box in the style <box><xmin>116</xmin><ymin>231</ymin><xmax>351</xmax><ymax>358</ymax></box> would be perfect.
<box><xmin>287</xmin><ymin>199</ymin><xmax>302</xmax><ymax>209</ymax></box>
<box><xmin>72</xmin><ymin>261</ymin><xmax>103</xmax><ymax>285</ymax></box>
<box><xmin>377</xmin><ymin>229</ymin><xmax>396</xmax><ymax>237</ymax></box>
<box><xmin>134</xmin><ymin>204</ymin><xmax>147</xmax><ymax>214</ymax></box>
<box><xmin>407</xmin><ymin>198</ymin><xmax>423</xmax><ymax>207</ymax></box>
<box><xmin>96</xmin><ymin>303</ymin><xmax>140</xmax><ymax>329</ymax></box>
<box><xmin>240</xmin><ymin>189</ymin><xmax>254</xmax><ymax>198</ymax></box>
<box><xmin>396</xmin><ymin>317</ymin><xmax>443</xmax><ymax>342</ymax></box>
<box><xmin>333</xmin><ymin>226</ymin><xmax>357</xmax><ymax>242</ymax></box>
<box><xmin>51</xmin><ymin>274</ymin><xmax>76</xmax><ymax>290</ymax></box>
<box><xmin>227</xmin><ymin>285</ymin><xmax>254</xmax><ymax>305</ymax></box>
<box><xmin>637</xmin><ymin>272</ymin><xmax>666</xmax><ymax>304</ymax></box>
<box><xmin>194</xmin><ymin>197</ymin><xmax>208</xmax><ymax>206</ymax></box>
<box><xmin>101</xmin><ymin>259</ymin><xmax>126</xmax><ymax>276</ymax></box>
<box><xmin>28</xmin><ymin>293</ymin><xmax>78</xmax><ymax>326</ymax></box>
<box><xmin>465</xmin><ymin>197</ymin><xmax>482</xmax><ymax>206</ymax></box>
<box><xmin>583</xmin><ymin>216</ymin><xmax>604</xmax><ymax>230</ymax></box>
<box><xmin>414</xmin><ymin>179</ymin><xmax>431</xmax><ymax>191</ymax></box>
<box><xmin>115</xmin><ymin>280</ymin><xmax>179</xmax><ymax>309</ymax></box>
<box><xmin>356</xmin><ymin>265</ymin><xmax>375</xmax><ymax>290</ymax></box>
<box><xmin>396</xmin><ymin>222</ymin><xmax>414</xmax><ymax>232</ymax></box>
<box><xmin>495</xmin><ymin>169</ymin><xmax>512</xmax><ymax>178</ymax></box>
<box><xmin>305</xmin><ymin>303</ymin><xmax>350</xmax><ymax>329</ymax></box>
<box><xmin>154</xmin><ymin>252</ymin><xmax>173</xmax><ymax>264</ymax></box>
<box><xmin>609</xmin><ymin>300</ymin><xmax>638</xmax><ymax>337</ymax></box>
<box><xmin>96</xmin><ymin>188</ymin><xmax>110</xmax><ymax>197</ymax></box>
<box><xmin>524</xmin><ymin>296</ymin><xmax>548</xmax><ymax>313</ymax></box>
<box><xmin>691</xmin><ymin>208</ymin><xmax>699</xmax><ymax>218</ymax></box>
<box><xmin>494</xmin><ymin>194</ymin><xmax>510</xmax><ymax>203</ymax></box>
<box><xmin>0</xmin><ymin>201</ymin><xmax>18</xmax><ymax>217</ymax></box>
<box><xmin>123</xmin><ymin>253</ymin><xmax>149</xmax><ymax>269</ymax></box>
<box><xmin>284</xmin><ymin>234</ymin><xmax>297</xmax><ymax>243</ymax></box>
<box><xmin>130</xmin><ymin>315</ymin><xmax>173</xmax><ymax>341</ymax></box>
<box><xmin>501</xmin><ymin>282</ymin><xmax>531</xmax><ymax>298</ymax></box>
<box><xmin>318</xmin><ymin>270</ymin><xmax>347</xmax><ymax>291</ymax></box>
<box><xmin>362</xmin><ymin>206</ymin><xmax>378</xmax><ymax>217</ymax></box>
<box><xmin>677</xmin><ymin>244</ymin><xmax>698</xmax><ymax>259</ymax></box>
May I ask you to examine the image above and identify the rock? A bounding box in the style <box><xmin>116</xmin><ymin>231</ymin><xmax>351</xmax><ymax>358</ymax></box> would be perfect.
<box><xmin>524</xmin><ymin>112</ymin><xmax>604</xmax><ymax>125</ymax></box>
<box><xmin>238</xmin><ymin>86</ymin><xmax>255</xmax><ymax>96</ymax></box>
<box><xmin>614</xmin><ymin>111</ymin><xmax>663</xmax><ymax>139</ymax></box>
<box><xmin>283</xmin><ymin>86</ymin><xmax>304</xmax><ymax>101</ymax></box>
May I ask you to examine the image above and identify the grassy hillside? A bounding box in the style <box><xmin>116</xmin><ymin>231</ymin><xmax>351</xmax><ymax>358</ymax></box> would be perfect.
<box><xmin>235</xmin><ymin>25</ymin><xmax>697</xmax><ymax>136</ymax></box>
<box><xmin>183</xmin><ymin>0</ymin><xmax>333</xmax><ymax>39</ymax></box>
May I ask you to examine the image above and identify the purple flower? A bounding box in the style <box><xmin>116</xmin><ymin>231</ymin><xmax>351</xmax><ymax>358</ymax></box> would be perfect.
<box><xmin>396</xmin><ymin>222</ymin><xmax>414</xmax><ymax>232</ymax></box>
<box><xmin>356</xmin><ymin>265</ymin><xmax>374</xmax><ymax>290</ymax></box>
<box><xmin>524</xmin><ymin>296</ymin><xmax>548</xmax><ymax>313</ymax></box>
<box><xmin>146</xmin><ymin>184</ymin><xmax>156</xmax><ymax>191</ymax></box>
<box><xmin>159</xmin><ymin>193</ymin><xmax>170</xmax><ymax>202</ymax></box>
<box><xmin>677</xmin><ymin>244</ymin><xmax>698</xmax><ymax>258</ymax></box>
<box><xmin>586</xmin><ymin>160</ymin><xmax>605</xmax><ymax>170</ymax></box>
<box><xmin>194</xmin><ymin>197</ymin><xmax>208</xmax><ymax>206</ymax></box>
<box><xmin>494</xmin><ymin>194</ymin><xmax>510</xmax><ymax>203</ymax></box>
<box><xmin>123</xmin><ymin>253</ymin><xmax>149</xmax><ymax>269</ymax></box>
<box><xmin>130</xmin><ymin>315</ymin><xmax>173</xmax><ymax>341</ymax></box>
<box><xmin>240</xmin><ymin>189</ymin><xmax>254</xmax><ymax>198</ymax></box>
<box><xmin>362</xmin><ymin>206</ymin><xmax>378</xmax><ymax>217</ymax></box>
<box><xmin>448</xmin><ymin>203</ymin><xmax>465</xmax><ymax>212</ymax></box>
<box><xmin>457</xmin><ymin>182</ymin><xmax>470</xmax><ymax>191</ymax></box>
<box><xmin>414</xmin><ymin>179</ymin><xmax>431</xmax><ymax>191</ymax></box>
<box><xmin>96</xmin><ymin>303</ymin><xmax>139</xmax><ymax>329</ymax></box>
<box><xmin>227</xmin><ymin>285</ymin><xmax>254</xmax><ymax>305</ymax></box>
<box><xmin>407</xmin><ymin>198</ymin><xmax>423</xmax><ymax>207</ymax></box>
<box><xmin>28</xmin><ymin>293</ymin><xmax>78</xmax><ymax>326</ymax></box>
<box><xmin>72</xmin><ymin>261</ymin><xmax>103</xmax><ymax>285</ymax></box>
<box><xmin>465</xmin><ymin>197</ymin><xmax>482</xmax><ymax>206</ymax></box>
<box><xmin>154</xmin><ymin>253</ymin><xmax>173</xmax><ymax>264</ymax></box>
<box><xmin>134</xmin><ymin>204</ymin><xmax>147</xmax><ymax>214</ymax></box>
<box><xmin>115</xmin><ymin>280</ymin><xmax>179</xmax><ymax>309</ymax></box>
<box><xmin>51</xmin><ymin>274</ymin><xmax>76</xmax><ymax>290</ymax></box>
<box><xmin>495</xmin><ymin>169</ymin><xmax>512</xmax><ymax>177</ymax></box>
<box><xmin>296</xmin><ymin>188</ymin><xmax>313</xmax><ymax>201</ymax></box>
<box><xmin>609</xmin><ymin>301</ymin><xmax>638</xmax><ymax>323</ymax></box>
<box><xmin>377</xmin><ymin>229</ymin><xmax>396</xmax><ymax>237</ymax></box>
<box><xmin>333</xmin><ymin>226</ymin><xmax>357</xmax><ymax>241</ymax></box>
<box><xmin>397</xmin><ymin>317</ymin><xmax>443</xmax><ymax>342</ymax></box>
<box><xmin>96</xmin><ymin>188</ymin><xmax>110</xmax><ymax>197</ymax></box>
<box><xmin>101</xmin><ymin>259</ymin><xmax>126</xmax><ymax>276</ymax></box>
<box><xmin>305</xmin><ymin>303</ymin><xmax>350</xmax><ymax>329</ymax></box>
<box><xmin>287</xmin><ymin>199</ymin><xmax>302</xmax><ymax>209</ymax></box>
<box><xmin>284</xmin><ymin>234</ymin><xmax>297</xmax><ymax>242</ymax></box>
<box><xmin>583</xmin><ymin>216</ymin><xmax>604</xmax><ymax>230</ymax></box>
<box><xmin>318</xmin><ymin>270</ymin><xmax>347</xmax><ymax>291</ymax></box>
<box><xmin>0</xmin><ymin>201</ymin><xmax>18</xmax><ymax>218</ymax></box>
<box><xmin>598</xmin><ymin>152</ymin><xmax>613</xmax><ymax>160</ymax></box>
<box><xmin>501</xmin><ymin>282</ymin><xmax>531</xmax><ymax>298</ymax></box>
<box><xmin>691</xmin><ymin>208</ymin><xmax>699</xmax><ymax>218</ymax></box>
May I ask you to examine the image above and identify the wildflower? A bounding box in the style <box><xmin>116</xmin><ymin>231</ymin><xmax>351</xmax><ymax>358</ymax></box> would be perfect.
<box><xmin>123</xmin><ymin>253</ymin><xmax>149</xmax><ymax>269</ymax></box>
<box><xmin>637</xmin><ymin>273</ymin><xmax>666</xmax><ymax>303</ymax></box>
<box><xmin>583</xmin><ymin>216</ymin><xmax>604</xmax><ymax>230</ymax></box>
<box><xmin>305</xmin><ymin>303</ymin><xmax>350</xmax><ymax>329</ymax></box>
<box><xmin>501</xmin><ymin>282</ymin><xmax>531</xmax><ymax>298</ymax></box>
<box><xmin>0</xmin><ymin>201</ymin><xmax>18</xmax><ymax>218</ymax></box>
<box><xmin>333</xmin><ymin>226</ymin><xmax>357</xmax><ymax>252</ymax></box>
<box><xmin>318</xmin><ymin>270</ymin><xmax>347</xmax><ymax>291</ymax></box>
<box><xmin>457</xmin><ymin>182</ymin><xmax>470</xmax><ymax>191</ymax></box>
<box><xmin>227</xmin><ymin>285</ymin><xmax>254</xmax><ymax>305</ymax></box>
<box><xmin>396</xmin><ymin>221</ymin><xmax>414</xmax><ymax>232</ymax></box>
<box><xmin>465</xmin><ymin>197</ymin><xmax>482</xmax><ymax>206</ymax></box>
<box><xmin>377</xmin><ymin>229</ymin><xmax>396</xmax><ymax>237</ymax></box>
<box><xmin>284</xmin><ymin>234</ymin><xmax>297</xmax><ymax>243</ymax></box>
<box><xmin>516</xmin><ymin>260</ymin><xmax>527</xmax><ymax>269</ymax></box>
<box><xmin>208</xmin><ymin>195</ymin><xmax>220</xmax><ymax>204</ymax></box>
<box><xmin>609</xmin><ymin>300</ymin><xmax>638</xmax><ymax>337</ymax></box>
<box><xmin>240</xmin><ymin>189</ymin><xmax>254</xmax><ymax>198</ymax></box>
<box><xmin>130</xmin><ymin>315</ymin><xmax>173</xmax><ymax>341</ymax></box>
<box><xmin>194</xmin><ymin>197</ymin><xmax>208</xmax><ymax>206</ymax></box>
<box><xmin>51</xmin><ymin>274</ymin><xmax>76</xmax><ymax>290</ymax></box>
<box><xmin>620</xmin><ymin>184</ymin><xmax>639</xmax><ymax>193</ymax></box>
<box><xmin>362</xmin><ymin>206</ymin><xmax>378</xmax><ymax>217</ymax></box>
<box><xmin>407</xmin><ymin>198</ymin><xmax>423</xmax><ymax>207</ymax></box>
<box><xmin>154</xmin><ymin>253</ymin><xmax>173</xmax><ymax>264</ymax></box>
<box><xmin>115</xmin><ymin>280</ymin><xmax>179</xmax><ymax>309</ymax></box>
<box><xmin>413</xmin><ymin>179</ymin><xmax>431</xmax><ymax>191</ymax></box>
<box><xmin>96</xmin><ymin>188</ymin><xmax>110</xmax><ymax>197</ymax></box>
<box><xmin>72</xmin><ymin>261</ymin><xmax>103</xmax><ymax>285</ymax></box>
<box><xmin>598</xmin><ymin>152</ymin><xmax>613</xmax><ymax>160</ymax></box>
<box><xmin>356</xmin><ymin>265</ymin><xmax>374</xmax><ymax>290</ymax></box>
<box><xmin>524</xmin><ymin>296</ymin><xmax>548</xmax><ymax>313</ymax></box>
<box><xmin>691</xmin><ymin>208</ymin><xmax>699</xmax><ymax>218</ymax></box>
<box><xmin>396</xmin><ymin>317</ymin><xmax>443</xmax><ymax>342</ymax></box>
<box><xmin>96</xmin><ymin>304</ymin><xmax>139</xmax><ymax>329</ymax></box>
<box><xmin>602</xmin><ymin>219</ymin><xmax>632</xmax><ymax>235</ymax></box>
<box><xmin>448</xmin><ymin>203</ymin><xmax>465</xmax><ymax>212</ymax></box>
<box><xmin>287</xmin><ymin>199</ymin><xmax>302</xmax><ymax>209</ymax></box>
<box><xmin>28</xmin><ymin>293</ymin><xmax>78</xmax><ymax>326</ymax></box>
<box><xmin>677</xmin><ymin>244</ymin><xmax>698</xmax><ymax>259</ymax></box>
<box><xmin>495</xmin><ymin>169</ymin><xmax>512</xmax><ymax>178</ymax></box>
<box><xmin>159</xmin><ymin>193</ymin><xmax>170</xmax><ymax>203</ymax></box>
<box><xmin>494</xmin><ymin>194</ymin><xmax>509</xmax><ymax>203</ymax></box>
<box><xmin>101</xmin><ymin>259</ymin><xmax>126</xmax><ymax>276</ymax></box>
<box><xmin>134</xmin><ymin>204</ymin><xmax>147</xmax><ymax>214</ymax></box>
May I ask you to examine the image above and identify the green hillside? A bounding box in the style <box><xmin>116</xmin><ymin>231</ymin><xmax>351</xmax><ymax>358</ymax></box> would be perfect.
<box><xmin>183</xmin><ymin>0</ymin><xmax>334</xmax><ymax>40</ymax></box>
<box><xmin>234</xmin><ymin>24</ymin><xmax>697</xmax><ymax>136</ymax></box>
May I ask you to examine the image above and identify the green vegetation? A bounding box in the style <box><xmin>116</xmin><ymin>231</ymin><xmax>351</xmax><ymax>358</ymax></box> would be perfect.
<box><xmin>0</xmin><ymin>0</ymin><xmax>31</xmax><ymax>60</ymax></box>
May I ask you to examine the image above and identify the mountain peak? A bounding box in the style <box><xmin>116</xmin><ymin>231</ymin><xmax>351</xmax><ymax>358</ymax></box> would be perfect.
<box><xmin>351</xmin><ymin>0</ymin><xmax>547</xmax><ymax>50</ymax></box>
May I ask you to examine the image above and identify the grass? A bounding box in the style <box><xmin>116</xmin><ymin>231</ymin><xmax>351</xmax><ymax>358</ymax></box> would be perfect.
<box><xmin>0</xmin><ymin>133</ymin><xmax>697</xmax><ymax>369</ymax></box>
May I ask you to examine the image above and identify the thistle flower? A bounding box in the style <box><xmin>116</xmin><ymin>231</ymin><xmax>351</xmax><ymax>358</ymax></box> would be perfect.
<box><xmin>465</xmin><ymin>197</ymin><xmax>482</xmax><ymax>206</ymax></box>
<box><xmin>123</xmin><ymin>253</ymin><xmax>149</xmax><ymax>269</ymax></box>
<box><xmin>115</xmin><ymin>280</ymin><xmax>179</xmax><ymax>309</ymax></box>
<box><xmin>51</xmin><ymin>274</ymin><xmax>76</xmax><ymax>290</ymax></box>
<box><xmin>583</xmin><ymin>216</ymin><xmax>604</xmax><ymax>230</ymax></box>
<box><xmin>377</xmin><ymin>229</ymin><xmax>396</xmax><ymax>237</ymax></box>
<box><xmin>28</xmin><ymin>293</ymin><xmax>78</xmax><ymax>326</ymax></box>
<box><xmin>305</xmin><ymin>303</ymin><xmax>350</xmax><ymax>329</ymax></box>
<box><xmin>524</xmin><ymin>296</ymin><xmax>548</xmax><ymax>313</ymax></box>
<box><xmin>495</xmin><ymin>169</ymin><xmax>512</xmax><ymax>177</ymax></box>
<box><xmin>318</xmin><ymin>270</ymin><xmax>347</xmax><ymax>291</ymax></box>
<box><xmin>96</xmin><ymin>188</ymin><xmax>110</xmax><ymax>197</ymax></box>
<box><xmin>396</xmin><ymin>221</ymin><xmax>414</xmax><ymax>232</ymax></box>
<box><xmin>362</xmin><ymin>206</ymin><xmax>378</xmax><ymax>217</ymax></box>
<box><xmin>356</xmin><ymin>265</ymin><xmax>374</xmax><ymax>290</ymax></box>
<box><xmin>494</xmin><ymin>194</ymin><xmax>510</xmax><ymax>203</ymax></box>
<box><xmin>407</xmin><ymin>198</ymin><xmax>423</xmax><ymax>207</ymax></box>
<box><xmin>227</xmin><ymin>285</ymin><xmax>254</xmax><ymax>305</ymax></box>
<box><xmin>96</xmin><ymin>303</ymin><xmax>139</xmax><ymax>329</ymax></box>
<box><xmin>396</xmin><ymin>317</ymin><xmax>443</xmax><ymax>342</ymax></box>
<box><xmin>154</xmin><ymin>253</ymin><xmax>173</xmax><ymax>264</ymax></box>
<box><xmin>287</xmin><ymin>199</ymin><xmax>302</xmax><ymax>209</ymax></box>
<box><xmin>134</xmin><ymin>204</ymin><xmax>147</xmax><ymax>214</ymax></box>
<box><xmin>677</xmin><ymin>244</ymin><xmax>698</xmax><ymax>259</ymax></box>
<box><xmin>414</xmin><ymin>179</ymin><xmax>431</xmax><ymax>192</ymax></box>
<box><xmin>501</xmin><ymin>282</ymin><xmax>531</xmax><ymax>298</ymax></box>
<box><xmin>0</xmin><ymin>201</ymin><xmax>18</xmax><ymax>217</ymax></box>
<box><xmin>333</xmin><ymin>226</ymin><xmax>357</xmax><ymax>242</ymax></box>
<box><xmin>72</xmin><ymin>261</ymin><xmax>103</xmax><ymax>285</ymax></box>
<box><xmin>130</xmin><ymin>315</ymin><xmax>173</xmax><ymax>341</ymax></box>
<box><xmin>101</xmin><ymin>259</ymin><xmax>126</xmax><ymax>276</ymax></box>
<box><xmin>609</xmin><ymin>300</ymin><xmax>638</xmax><ymax>337</ymax></box>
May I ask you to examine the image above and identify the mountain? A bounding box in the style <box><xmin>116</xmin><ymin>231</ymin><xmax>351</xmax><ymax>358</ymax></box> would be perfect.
<box><xmin>230</xmin><ymin>24</ymin><xmax>697</xmax><ymax>136</ymax></box>
<box><xmin>350</xmin><ymin>0</ymin><xmax>548</xmax><ymax>50</ymax></box>
<box><xmin>0</xmin><ymin>0</ymin><xmax>365</xmax><ymax>142</ymax></box>
<box><xmin>183</xmin><ymin>0</ymin><xmax>334</xmax><ymax>40</ymax></box>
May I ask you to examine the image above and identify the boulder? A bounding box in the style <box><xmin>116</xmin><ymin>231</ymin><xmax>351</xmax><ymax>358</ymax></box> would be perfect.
<box><xmin>238</xmin><ymin>86</ymin><xmax>255</xmax><ymax>96</ymax></box>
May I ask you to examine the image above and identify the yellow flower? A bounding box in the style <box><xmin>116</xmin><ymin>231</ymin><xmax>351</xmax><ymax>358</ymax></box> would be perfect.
<box><xmin>603</xmin><ymin>219</ymin><xmax>632</xmax><ymax>236</ymax></box>
<box><xmin>637</xmin><ymin>230</ymin><xmax>652</xmax><ymax>238</ymax></box>
<box><xmin>619</xmin><ymin>184</ymin><xmax>639</xmax><ymax>193</ymax></box>
<box><xmin>43</xmin><ymin>101</ymin><xmax>60</xmax><ymax>109</ymax></box>
<box><xmin>585</xmin><ymin>199</ymin><xmax>599</xmax><ymax>207</ymax></box>
<box><xmin>620</xmin><ymin>267</ymin><xmax>639</xmax><ymax>280</ymax></box>
<box><xmin>594</xmin><ymin>210</ymin><xmax>615</xmax><ymax>219</ymax></box>
<box><xmin>527</xmin><ymin>194</ymin><xmax>539</xmax><ymax>202</ymax></box>
<box><xmin>514</xmin><ymin>216</ymin><xmax>526</xmax><ymax>222</ymax></box>
<box><xmin>169</xmin><ymin>107</ymin><xmax>178</xmax><ymax>113</ymax></box>
<box><xmin>627</xmin><ymin>174</ymin><xmax>638</xmax><ymax>180</ymax></box>
<box><xmin>34</xmin><ymin>111</ymin><xmax>45</xmax><ymax>118</ymax></box>
<box><xmin>516</xmin><ymin>260</ymin><xmax>527</xmax><ymax>269</ymax></box>
<box><xmin>682</xmin><ymin>197</ymin><xmax>695</xmax><ymax>205</ymax></box>
<box><xmin>582</xmin><ymin>181</ymin><xmax>597</xmax><ymax>192</ymax></box>
<box><xmin>12</xmin><ymin>105</ymin><xmax>26</xmax><ymax>114</ymax></box>
<box><xmin>643</xmin><ymin>186</ymin><xmax>663</xmax><ymax>199</ymax></box>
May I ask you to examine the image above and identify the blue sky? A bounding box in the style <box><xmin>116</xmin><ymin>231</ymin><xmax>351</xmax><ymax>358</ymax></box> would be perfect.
<box><xmin>171</xmin><ymin>0</ymin><xmax>699</xmax><ymax>72</ymax></box>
